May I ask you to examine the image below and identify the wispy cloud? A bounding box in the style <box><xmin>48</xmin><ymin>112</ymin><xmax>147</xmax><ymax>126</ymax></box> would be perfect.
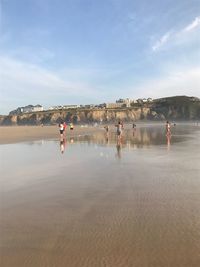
<box><xmin>130</xmin><ymin>66</ymin><xmax>200</xmax><ymax>99</ymax></box>
<box><xmin>183</xmin><ymin>16</ymin><xmax>200</xmax><ymax>32</ymax></box>
<box><xmin>0</xmin><ymin>56</ymin><xmax>101</xmax><ymax>113</ymax></box>
<box><xmin>7</xmin><ymin>46</ymin><xmax>55</xmax><ymax>64</ymax></box>
<box><xmin>152</xmin><ymin>32</ymin><xmax>172</xmax><ymax>51</ymax></box>
<box><xmin>152</xmin><ymin>16</ymin><xmax>200</xmax><ymax>52</ymax></box>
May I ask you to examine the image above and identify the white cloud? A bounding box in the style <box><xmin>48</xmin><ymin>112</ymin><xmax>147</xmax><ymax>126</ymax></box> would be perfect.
<box><xmin>183</xmin><ymin>16</ymin><xmax>200</xmax><ymax>32</ymax></box>
<box><xmin>152</xmin><ymin>16</ymin><xmax>200</xmax><ymax>52</ymax></box>
<box><xmin>0</xmin><ymin>56</ymin><xmax>100</xmax><ymax>113</ymax></box>
<box><xmin>152</xmin><ymin>32</ymin><xmax>171</xmax><ymax>51</ymax></box>
<box><xmin>130</xmin><ymin>66</ymin><xmax>200</xmax><ymax>99</ymax></box>
<box><xmin>0</xmin><ymin>56</ymin><xmax>98</xmax><ymax>92</ymax></box>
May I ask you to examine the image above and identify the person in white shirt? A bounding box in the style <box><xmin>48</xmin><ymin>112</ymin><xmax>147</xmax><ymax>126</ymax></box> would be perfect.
<box><xmin>59</xmin><ymin>121</ymin><xmax>64</xmax><ymax>137</ymax></box>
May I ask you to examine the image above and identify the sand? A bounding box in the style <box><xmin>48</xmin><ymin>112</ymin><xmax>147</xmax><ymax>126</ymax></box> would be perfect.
<box><xmin>0</xmin><ymin>125</ymin><xmax>105</xmax><ymax>144</ymax></box>
<box><xmin>1</xmin><ymin>124</ymin><xmax>200</xmax><ymax>267</ymax></box>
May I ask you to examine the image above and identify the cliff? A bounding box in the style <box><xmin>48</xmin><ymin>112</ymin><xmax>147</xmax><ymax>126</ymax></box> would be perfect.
<box><xmin>1</xmin><ymin>96</ymin><xmax>200</xmax><ymax>126</ymax></box>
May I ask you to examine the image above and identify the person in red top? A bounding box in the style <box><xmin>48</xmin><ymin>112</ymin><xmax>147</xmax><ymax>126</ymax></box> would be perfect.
<box><xmin>63</xmin><ymin>122</ymin><xmax>67</xmax><ymax>135</ymax></box>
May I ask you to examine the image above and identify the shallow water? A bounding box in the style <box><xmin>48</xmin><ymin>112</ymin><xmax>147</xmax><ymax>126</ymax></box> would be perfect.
<box><xmin>0</xmin><ymin>124</ymin><xmax>200</xmax><ymax>267</ymax></box>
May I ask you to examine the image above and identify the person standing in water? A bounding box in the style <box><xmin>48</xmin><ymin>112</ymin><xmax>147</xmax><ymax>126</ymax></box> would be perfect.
<box><xmin>115</xmin><ymin>121</ymin><xmax>123</xmax><ymax>139</ymax></box>
<box><xmin>166</xmin><ymin>121</ymin><xmax>171</xmax><ymax>135</ymax></box>
<box><xmin>104</xmin><ymin>125</ymin><xmax>109</xmax><ymax>143</ymax></box>
<box><xmin>132</xmin><ymin>122</ymin><xmax>136</xmax><ymax>136</ymax></box>
<box><xmin>70</xmin><ymin>122</ymin><xmax>74</xmax><ymax>130</ymax></box>
<box><xmin>104</xmin><ymin>125</ymin><xmax>109</xmax><ymax>133</ymax></box>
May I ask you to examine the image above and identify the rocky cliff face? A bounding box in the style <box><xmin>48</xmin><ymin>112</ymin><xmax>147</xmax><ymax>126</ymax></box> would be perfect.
<box><xmin>1</xmin><ymin>96</ymin><xmax>200</xmax><ymax>126</ymax></box>
<box><xmin>0</xmin><ymin>107</ymin><xmax>150</xmax><ymax>125</ymax></box>
<box><xmin>151</xmin><ymin>96</ymin><xmax>200</xmax><ymax>120</ymax></box>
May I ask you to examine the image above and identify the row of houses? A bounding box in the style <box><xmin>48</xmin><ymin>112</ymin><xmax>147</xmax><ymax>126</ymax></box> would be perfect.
<box><xmin>9</xmin><ymin>105</ymin><xmax>43</xmax><ymax>115</ymax></box>
<box><xmin>9</xmin><ymin>104</ymin><xmax>83</xmax><ymax>114</ymax></box>
<box><xmin>48</xmin><ymin>98</ymin><xmax>153</xmax><ymax>110</ymax></box>
<box><xmin>48</xmin><ymin>105</ymin><xmax>80</xmax><ymax>110</ymax></box>
<box><xmin>106</xmin><ymin>98</ymin><xmax>153</xmax><ymax>109</ymax></box>
<box><xmin>9</xmin><ymin>98</ymin><xmax>154</xmax><ymax>115</ymax></box>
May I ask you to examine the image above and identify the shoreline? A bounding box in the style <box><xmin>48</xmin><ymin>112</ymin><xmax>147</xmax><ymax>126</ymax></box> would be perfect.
<box><xmin>0</xmin><ymin>125</ymin><xmax>105</xmax><ymax>145</ymax></box>
<box><xmin>0</xmin><ymin>122</ymin><xmax>198</xmax><ymax>145</ymax></box>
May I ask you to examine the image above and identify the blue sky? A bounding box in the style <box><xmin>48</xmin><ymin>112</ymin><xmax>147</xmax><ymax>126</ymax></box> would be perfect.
<box><xmin>0</xmin><ymin>0</ymin><xmax>200</xmax><ymax>114</ymax></box>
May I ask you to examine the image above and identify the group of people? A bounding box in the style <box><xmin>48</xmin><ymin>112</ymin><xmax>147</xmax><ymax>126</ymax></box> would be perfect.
<box><xmin>59</xmin><ymin>120</ymin><xmax>173</xmax><ymax>154</ymax></box>
<box><xmin>58</xmin><ymin>121</ymin><xmax>74</xmax><ymax>154</ymax></box>
<box><xmin>59</xmin><ymin>121</ymin><xmax>74</xmax><ymax>137</ymax></box>
<box><xmin>59</xmin><ymin>120</ymin><xmax>172</xmax><ymax>138</ymax></box>
<box><xmin>104</xmin><ymin>121</ymin><xmax>136</xmax><ymax>139</ymax></box>
<box><xmin>103</xmin><ymin>120</ymin><xmax>172</xmax><ymax>139</ymax></box>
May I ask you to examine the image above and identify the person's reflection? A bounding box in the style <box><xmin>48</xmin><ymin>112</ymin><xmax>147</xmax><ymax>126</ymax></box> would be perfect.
<box><xmin>116</xmin><ymin>139</ymin><xmax>122</xmax><ymax>158</ymax></box>
<box><xmin>133</xmin><ymin>128</ymin><xmax>136</xmax><ymax>137</ymax></box>
<box><xmin>166</xmin><ymin>133</ymin><xmax>171</xmax><ymax>150</ymax></box>
<box><xmin>105</xmin><ymin>132</ymin><xmax>109</xmax><ymax>144</ymax></box>
<box><xmin>60</xmin><ymin>138</ymin><xmax>66</xmax><ymax>154</ymax></box>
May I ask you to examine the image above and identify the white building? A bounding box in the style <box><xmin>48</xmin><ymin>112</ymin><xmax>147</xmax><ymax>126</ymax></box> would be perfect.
<box><xmin>32</xmin><ymin>105</ymin><xmax>43</xmax><ymax>112</ymax></box>
<box><xmin>9</xmin><ymin>104</ymin><xmax>43</xmax><ymax>115</ymax></box>
<box><xmin>136</xmin><ymin>98</ymin><xmax>143</xmax><ymax>104</ymax></box>
<box><xmin>48</xmin><ymin>106</ymin><xmax>63</xmax><ymax>110</ymax></box>
<box><xmin>106</xmin><ymin>103</ymin><xmax>123</xmax><ymax>108</ymax></box>
<box><xmin>63</xmin><ymin>105</ymin><xmax>80</xmax><ymax>109</ymax></box>
<box><xmin>23</xmin><ymin>105</ymin><xmax>43</xmax><ymax>113</ymax></box>
<box><xmin>116</xmin><ymin>98</ymin><xmax>132</xmax><ymax>107</ymax></box>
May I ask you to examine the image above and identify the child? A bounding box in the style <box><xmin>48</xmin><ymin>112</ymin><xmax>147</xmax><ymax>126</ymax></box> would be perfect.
<box><xmin>166</xmin><ymin>121</ymin><xmax>171</xmax><ymax>135</ymax></box>
<box><xmin>70</xmin><ymin>123</ymin><xmax>74</xmax><ymax>130</ymax></box>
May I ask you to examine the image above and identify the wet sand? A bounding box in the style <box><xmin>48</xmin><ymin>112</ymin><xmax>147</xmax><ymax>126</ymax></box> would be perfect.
<box><xmin>0</xmin><ymin>122</ymin><xmax>194</xmax><ymax>144</ymax></box>
<box><xmin>0</xmin><ymin>124</ymin><xmax>200</xmax><ymax>267</ymax></box>
<box><xmin>0</xmin><ymin>125</ymin><xmax>104</xmax><ymax>144</ymax></box>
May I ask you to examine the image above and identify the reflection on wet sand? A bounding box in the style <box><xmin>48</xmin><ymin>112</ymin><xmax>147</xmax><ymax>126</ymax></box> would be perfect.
<box><xmin>61</xmin><ymin>125</ymin><xmax>188</xmax><ymax>152</ymax></box>
<box><xmin>60</xmin><ymin>138</ymin><xmax>66</xmax><ymax>154</ymax></box>
<box><xmin>166</xmin><ymin>133</ymin><xmax>171</xmax><ymax>150</ymax></box>
<box><xmin>116</xmin><ymin>139</ymin><xmax>122</xmax><ymax>159</ymax></box>
<box><xmin>54</xmin><ymin>124</ymin><xmax>193</xmax><ymax>158</ymax></box>
<box><xmin>1</xmin><ymin>124</ymin><xmax>200</xmax><ymax>267</ymax></box>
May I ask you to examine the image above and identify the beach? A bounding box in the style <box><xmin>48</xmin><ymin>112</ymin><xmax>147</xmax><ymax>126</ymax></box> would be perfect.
<box><xmin>0</xmin><ymin>125</ymin><xmax>104</xmax><ymax>144</ymax></box>
<box><xmin>0</xmin><ymin>123</ymin><xmax>200</xmax><ymax>267</ymax></box>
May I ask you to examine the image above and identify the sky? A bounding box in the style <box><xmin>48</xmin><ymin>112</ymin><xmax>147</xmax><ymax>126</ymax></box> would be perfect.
<box><xmin>0</xmin><ymin>0</ymin><xmax>200</xmax><ymax>114</ymax></box>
